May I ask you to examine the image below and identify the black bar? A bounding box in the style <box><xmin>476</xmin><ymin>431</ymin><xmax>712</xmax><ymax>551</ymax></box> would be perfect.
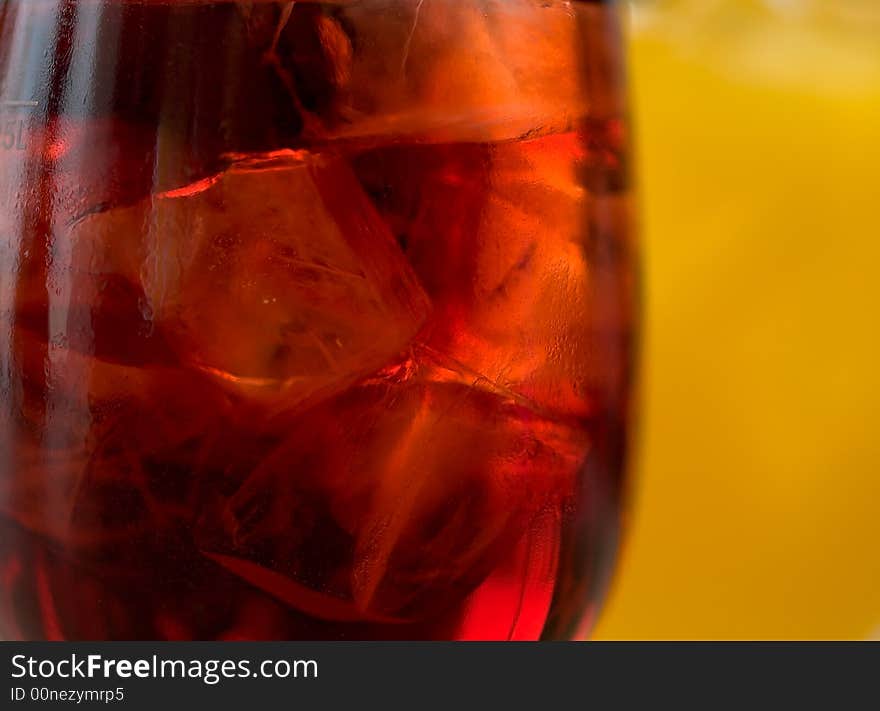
<box><xmin>2</xmin><ymin>642</ymin><xmax>878</xmax><ymax>709</ymax></box>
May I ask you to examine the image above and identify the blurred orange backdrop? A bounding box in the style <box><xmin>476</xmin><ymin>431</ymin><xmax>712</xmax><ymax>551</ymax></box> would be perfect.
<box><xmin>593</xmin><ymin>0</ymin><xmax>880</xmax><ymax>640</ymax></box>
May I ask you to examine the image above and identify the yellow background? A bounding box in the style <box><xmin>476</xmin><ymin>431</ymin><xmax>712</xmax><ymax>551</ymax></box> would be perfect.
<box><xmin>594</xmin><ymin>0</ymin><xmax>880</xmax><ymax>639</ymax></box>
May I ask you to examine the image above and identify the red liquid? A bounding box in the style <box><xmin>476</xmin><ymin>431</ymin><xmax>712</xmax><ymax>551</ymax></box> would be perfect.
<box><xmin>0</xmin><ymin>0</ymin><xmax>634</xmax><ymax>640</ymax></box>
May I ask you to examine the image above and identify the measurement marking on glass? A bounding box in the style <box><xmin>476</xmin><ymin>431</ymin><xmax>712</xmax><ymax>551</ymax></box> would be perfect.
<box><xmin>0</xmin><ymin>102</ymin><xmax>33</xmax><ymax>150</ymax></box>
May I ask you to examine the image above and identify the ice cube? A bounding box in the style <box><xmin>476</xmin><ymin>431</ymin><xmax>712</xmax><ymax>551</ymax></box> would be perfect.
<box><xmin>355</xmin><ymin>130</ymin><xmax>632</xmax><ymax>417</ymax></box>
<box><xmin>457</xmin><ymin>132</ymin><xmax>633</xmax><ymax>415</ymax></box>
<box><xmin>346</xmin><ymin>371</ymin><xmax>584</xmax><ymax>618</ymax></box>
<box><xmin>67</xmin><ymin>151</ymin><xmax>431</xmax><ymax>407</ymax></box>
<box><xmin>313</xmin><ymin>0</ymin><xmax>589</xmax><ymax>143</ymax></box>
<box><xmin>200</xmin><ymin>348</ymin><xmax>586</xmax><ymax>621</ymax></box>
<box><xmin>446</xmin><ymin>134</ymin><xmax>597</xmax><ymax>416</ymax></box>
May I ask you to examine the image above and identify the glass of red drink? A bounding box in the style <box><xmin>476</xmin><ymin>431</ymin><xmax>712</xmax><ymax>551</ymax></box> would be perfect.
<box><xmin>0</xmin><ymin>0</ymin><xmax>635</xmax><ymax>640</ymax></box>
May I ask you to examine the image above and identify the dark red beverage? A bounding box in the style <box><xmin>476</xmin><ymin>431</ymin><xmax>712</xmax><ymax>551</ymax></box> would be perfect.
<box><xmin>0</xmin><ymin>0</ymin><xmax>634</xmax><ymax>640</ymax></box>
